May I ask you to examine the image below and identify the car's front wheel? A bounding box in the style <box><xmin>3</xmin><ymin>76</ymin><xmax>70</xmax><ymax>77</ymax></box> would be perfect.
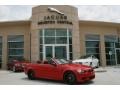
<box><xmin>64</xmin><ymin>72</ymin><xmax>76</xmax><ymax>85</ymax></box>
<box><xmin>28</xmin><ymin>70</ymin><xmax>35</xmax><ymax>80</ymax></box>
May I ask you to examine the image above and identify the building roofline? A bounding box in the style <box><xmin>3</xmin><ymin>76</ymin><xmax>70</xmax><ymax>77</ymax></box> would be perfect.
<box><xmin>0</xmin><ymin>19</ymin><xmax>120</xmax><ymax>28</ymax></box>
<box><xmin>79</xmin><ymin>20</ymin><xmax>120</xmax><ymax>27</ymax></box>
<box><xmin>0</xmin><ymin>20</ymin><xmax>30</xmax><ymax>26</ymax></box>
<box><xmin>0</xmin><ymin>20</ymin><xmax>30</xmax><ymax>23</ymax></box>
<box><xmin>33</xmin><ymin>5</ymin><xmax>77</xmax><ymax>9</ymax></box>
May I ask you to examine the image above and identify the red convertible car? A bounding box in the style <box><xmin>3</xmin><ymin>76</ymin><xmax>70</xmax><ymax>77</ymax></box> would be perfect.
<box><xmin>24</xmin><ymin>59</ymin><xmax>95</xmax><ymax>84</ymax></box>
<box><xmin>7</xmin><ymin>60</ymin><xmax>30</xmax><ymax>72</ymax></box>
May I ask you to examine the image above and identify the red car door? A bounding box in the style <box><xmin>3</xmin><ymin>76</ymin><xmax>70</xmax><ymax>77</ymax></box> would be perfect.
<box><xmin>35</xmin><ymin>64</ymin><xmax>55</xmax><ymax>79</ymax></box>
<box><xmin>35</xmin><ymin>64</ymin><xmax>48</xmax><ymax>78</ymax></box>
<box><xmin>35</xmin><ymin>62</ymin><xmax>62</xmax><ymax>80</ymax></box>
<box><xmin>43</xmin><ymin>64</ymin><xmax>62</xmax><ymax>80</ymax></box>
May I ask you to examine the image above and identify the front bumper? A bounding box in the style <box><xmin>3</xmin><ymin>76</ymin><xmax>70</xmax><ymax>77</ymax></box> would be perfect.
<box><xmin>76</xmin><ymin>71</ymin><xmax>95</xmax><ymax>82</ymax></box>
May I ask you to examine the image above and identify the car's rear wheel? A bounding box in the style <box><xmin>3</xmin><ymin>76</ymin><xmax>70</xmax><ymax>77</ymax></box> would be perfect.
<box><xmin>28</xmin><ymin>70</ymin><xmax>35</xmax><ymax>80</ymax></box>
<box><xmin>64</xmin><ymin>72</ymin><xmax>76</xmax><ymax>85</ymax></box>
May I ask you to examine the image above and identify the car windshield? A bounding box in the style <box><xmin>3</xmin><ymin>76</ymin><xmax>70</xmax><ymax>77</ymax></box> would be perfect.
<box><xmin>54</xmin><ymin>59</ymin><xmax>69</xmax><ymax>64</ymax></box>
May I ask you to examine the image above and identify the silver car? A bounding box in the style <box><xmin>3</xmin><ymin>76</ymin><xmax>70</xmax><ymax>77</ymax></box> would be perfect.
<box><xmin>72</xmin><ymin>55</ymin><xmax>99</xmax><ymax>68</ymax></box>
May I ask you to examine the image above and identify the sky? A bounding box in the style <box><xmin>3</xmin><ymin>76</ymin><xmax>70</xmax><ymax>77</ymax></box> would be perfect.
<box><xmin>0</xmin><ymin>5</ymin><xmax>120</xmax><ymax>23</ymax></box>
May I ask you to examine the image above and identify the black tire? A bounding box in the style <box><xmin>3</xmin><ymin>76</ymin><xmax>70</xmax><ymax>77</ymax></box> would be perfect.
<box><xmin>12</xmin><ymin>66</ymin><xmax>17</xmax><ymax>72</ymax></box>
<box><xmin>64</xmin><ymin>72</ymin><xmax>76</xmax><ymax>85</ymax></box>
<box><xmin>27</xmin><ymin>70</ymin><xmax>35</xmax><ymax>80</ymax></box>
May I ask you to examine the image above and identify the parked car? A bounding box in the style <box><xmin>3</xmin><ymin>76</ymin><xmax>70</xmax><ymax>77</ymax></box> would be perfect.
<box><xmin>72</xmin><ymin>55</ymin><xmax>99</xmax><ymax>68</ymax></box>
<box><xmin>7</xmin><ymin>60</ymin><xmax>30</xmax><ymax>72</ymax></box>
<box><xmin>24</xmin><ymin>58</ymin><xmax>95</xmax><ymax>84</ymax></box>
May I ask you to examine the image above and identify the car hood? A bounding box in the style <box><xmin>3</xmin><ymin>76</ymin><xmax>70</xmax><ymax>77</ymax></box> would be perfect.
<box><xmin>73</xmin><ymin>59</ymin><xmax>92</xmax><ymax>62</ymax></box>
<box><xmin>61</xmin><ymin>63</ymin><xmax>92</xmax><ymax>70</ymax></box>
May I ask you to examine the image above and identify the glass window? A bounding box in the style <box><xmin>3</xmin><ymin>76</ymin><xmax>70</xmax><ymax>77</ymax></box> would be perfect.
<box><xmin>40</xmin><ymin>53</ymin><xmax>43</xmax><ymax>60</ymax></box>
<box><xmin>69</xmin><ymin>45</ymin><xmax>72</xmax><ymax>52</ymax></box>
<box><xmin>40</xmin><ymin>45</ymin><xmax>43</xmax><ymax>52</ymax></box>
<box><xmin>86</xmin><ymin>41</ymin><xmax>99</xmax><ymax>47</ymax></box>
<box><xmin>8</xmin><ymin>42</ymin><xmax>24</xmax><ymax>48</ymax></box>
<box><xmin>106</xmin><ymin>54</ymin><xmax>116</xmax><ymax>65</ymax></box>
<box><xmin>105</xmin><ymin>48</ymin><xmax>115</xmax><ymax>54</ymax></box>
<box><xmin>44</xmin><ymin>29</ymin><xmax>55</xmax><ymax>36</ymax></box>
<box><xmin>85</xmin><ymin>34</ymin><xmax>100</xmax><ymax>60</ymax></box>
<box><xmin>56</xmin><ymin>29</ymin><xmax>67</xmax><ymax>36</ymax></box>
<box><xmin>115</xmin><ymin>43</ymin><xmax>120</xmax><ymax>48</ymax></box>
<box><xmin>69</xmin><ymin>37</ymin><xmax>72</xmax><ymax>44</ymax></box>
<box><xmin>8</xmin><ymin>35</ymin><xmax>24</xmax><ymax>61</ymax></box>
<box><xmin>106</xmin><ymin>54</ymin><xmax>115</xmax><ymax>60</ymax></box>
<box><xmin>8</xmin><ymin>56</ymin><xmax>24</xmax><ymax>61</ymax></box>
<box><xmin>8</xmin><ymin>49</ymin><xmax>24</xmax><ymax>55</ymax></box>
<box><xmin>40</xmin><ymin>37</ymin><xmax>43</xmax><ymax>44</ymax></box>
<box><xmin>56</xmin><ymin>37</ymin><xmax>67</xmax><ymax>44</ymax></box>
<box><xmin>86</xmin><ymin>48</ymin><xmax>99</xmax><ymax>54</ymax></box>
<box><xmin>39</xmin><ymin>29</ymin><xmax>73</xmax><ymax>60</ymax></box>
<box><xmin>105</xmin><ymin>42</ymin><xmax>114</xmax><ymax>47</ymax></box>
<box><xmin>69</xmin><ymin>53</ymin><xmax>73</xmax><ymax>60</ymax></box>
<box><xmin>104</xmin><ymin>35</ymin><xmax>116</xmax><ymax>65</ymax></box>
<box><xmin>105</xmin><ymin>35</ymin><xmax>117</xmax><ymax>42</ymax></box>
<box><xmin>45</xmin><ymin>37</ymin><xmax>55</xmax><ymax>44</ymax></box>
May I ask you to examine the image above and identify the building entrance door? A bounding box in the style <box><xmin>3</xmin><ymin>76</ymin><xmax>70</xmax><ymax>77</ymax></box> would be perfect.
<box><xmin>116</xmin><ymin>49</ymin><xmax>120</xmax><ymax>65</ymax></box>
<box><xmin>44</xmin><ymin>45</ymin><xmax>68</xmax><ymax>60</ymax></box>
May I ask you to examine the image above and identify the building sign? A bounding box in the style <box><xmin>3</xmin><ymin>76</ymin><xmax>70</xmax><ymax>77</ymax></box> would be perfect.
<box><xmin>48</xmin><ymin>7</ymin><xmax>64</xmax><ymax>15</ymax></box>
<box><xmin>38</xmin><ymin>15</ymin><xmax>73</xmax><ymax>25</ymax></box>
<box><xmin>38</xmin><ymin>7</ymin><xmax>73</xmax><ymax>25</ymax></box>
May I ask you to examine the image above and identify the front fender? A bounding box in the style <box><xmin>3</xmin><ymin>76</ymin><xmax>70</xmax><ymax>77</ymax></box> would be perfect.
<box><xmin>62</xmin><ymin>69</ymin><xmax>78</xmax><ymax>80</ymax></box>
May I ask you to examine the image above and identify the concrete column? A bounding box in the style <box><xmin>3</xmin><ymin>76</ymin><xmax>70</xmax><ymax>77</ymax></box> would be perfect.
<box><xmin>79</xmin><ymin>33</ymin><xmax>86</xmax><ymax>57</ymax></box>
<box><xmin>100</xmin><ymin>35</ymin><xmax>106</xmax><ymax>67</ymax></box>
<box><xmin>31</xmin><ymin>30</ymin><xmax>39</xmax><ymax>62</ymax></box>
<box><xmin>24</xmin><ymin>32</ymin><xmax>31</xmax><ymax>61</ymax></box>
<box><xmin>2</xmin><ymin>35</ymin><xmax>7</xmax><ymax>69</ymax></box>
<box><xmin>72</xmin><ymin>20</ymin><xmax>81</xmax><ymax>60</ymax></box>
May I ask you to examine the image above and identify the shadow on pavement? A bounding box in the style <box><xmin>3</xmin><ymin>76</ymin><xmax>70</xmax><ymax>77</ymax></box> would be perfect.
<box><xmin>21</xmin><ymin>77</ymin><xmax>94</xmax><ymax>85</ymax></box>
<box><xmin>21</xmin><ymin>77</ymin><xmax>65</xmax><ymax>85</ymax></box>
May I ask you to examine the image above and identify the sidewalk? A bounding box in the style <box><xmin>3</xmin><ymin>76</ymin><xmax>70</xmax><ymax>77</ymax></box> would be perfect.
<box><xmin>95</xmin><ymin>67</ymin><xmax>107</xmax><ymax>72</ymax></box>
<box><xmin>95</xmin><ymin>66</ymin><xmax>120</xmax><ymax>72</ymax></box>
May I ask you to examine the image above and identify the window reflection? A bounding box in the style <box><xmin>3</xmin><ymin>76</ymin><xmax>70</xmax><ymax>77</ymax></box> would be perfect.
<box><xmin>39</xmin><ymin>29</ymin><xmax>73</xmax><ymax>60</ymax></box>
<box><xmin>8</xmin><ymin>35</ymin><xmax>24</xmax><ymax>61</ymax></box>
<box><xmin>104</xmin><ymin>35</ymin><xmax>116</xmax><ymax>65</ymax></box>
<box><xmin>85</xmin><ymin>35</ymin><xmax>100</xmax><ymax>60</ymax></box>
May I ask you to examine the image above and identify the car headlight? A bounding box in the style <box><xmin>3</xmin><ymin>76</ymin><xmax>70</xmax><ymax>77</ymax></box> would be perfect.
<box><xmin>77</xmin><ymin>69</ymin><xmax>85</xmax><ymax>74</ymax></box>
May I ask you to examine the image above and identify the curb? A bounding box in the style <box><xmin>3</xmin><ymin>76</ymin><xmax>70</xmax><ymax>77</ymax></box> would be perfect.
<box><xmin>95</xmin><ymin>68</ymin><xmax>107</xmax><ymax>72</ymax></box>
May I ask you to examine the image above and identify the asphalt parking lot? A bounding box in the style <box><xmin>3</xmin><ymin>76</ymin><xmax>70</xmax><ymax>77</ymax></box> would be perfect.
<box><xmin>0</xmin><ymin>67</ymin><xmax>120</xmax><ymax>85</ymax></box>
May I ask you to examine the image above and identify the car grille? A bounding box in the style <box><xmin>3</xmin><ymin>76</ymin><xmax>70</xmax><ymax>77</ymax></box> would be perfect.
<box><xmin>84</xmin><ymin>69</ymin><xmax>93</xmax><ymax>73</ymax></box>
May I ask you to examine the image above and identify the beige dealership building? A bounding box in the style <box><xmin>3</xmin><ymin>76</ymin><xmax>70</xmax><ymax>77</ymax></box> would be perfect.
<box><xmin>0</xmin><ymin>5</ymin><xmax>120</xmax><ymax>69</ymax></box>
